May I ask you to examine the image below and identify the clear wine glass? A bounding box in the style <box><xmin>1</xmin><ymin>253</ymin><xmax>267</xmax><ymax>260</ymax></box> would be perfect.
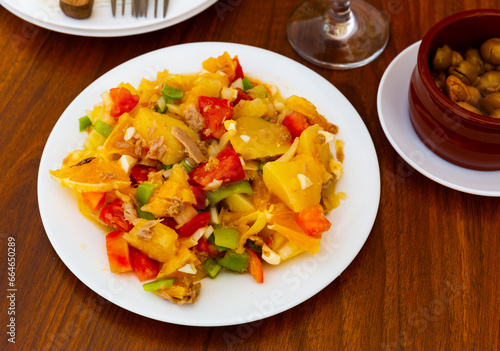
<box><xmin>287</xmin><ymin>0</ymin><xmax>390</xmax><ymax>69</ymax></box>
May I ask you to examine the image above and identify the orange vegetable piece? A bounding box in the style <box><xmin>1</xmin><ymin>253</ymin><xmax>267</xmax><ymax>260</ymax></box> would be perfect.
<box><xmin>81</xmin><ymin>191</ymin><xmax>106</xmax><ymax>211</ymax></box>
<box><xmin>295</xmin><ymin>205</ymin><xmax>332</xmax><ymax>238</ymax></box>
<box><xmin>247</xmin><ymin>249</ymin><xmax>264</xmax><ymax>284</ymax></box>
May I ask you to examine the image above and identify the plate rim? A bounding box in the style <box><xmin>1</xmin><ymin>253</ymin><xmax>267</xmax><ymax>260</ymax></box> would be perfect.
<box><xmin>377</xmin><ymin>41</ymin><xmax>500</xmax><ymax>197</ymax></box>
<box><xmin>37</xmin><ymin>41</ymin><xmax>381</xmax><ymax>326</ymax></box>
<box><xmin>0</xmin><ymin>0</ymin><xmax>217</xmax><ymax>37</ymax></box>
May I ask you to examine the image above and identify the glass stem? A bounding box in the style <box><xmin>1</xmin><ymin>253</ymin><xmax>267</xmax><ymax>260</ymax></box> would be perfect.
<box><xmin>325</xmin><ymin>0</ymin><xmax>355</xmax><ymax>38</ymax></box>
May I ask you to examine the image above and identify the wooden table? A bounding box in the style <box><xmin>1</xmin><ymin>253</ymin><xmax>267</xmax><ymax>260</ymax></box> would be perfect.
<box><xmin>1</xmin><ymin>1</ymin><xmax>499</xmax><ymax>350</ymax></box>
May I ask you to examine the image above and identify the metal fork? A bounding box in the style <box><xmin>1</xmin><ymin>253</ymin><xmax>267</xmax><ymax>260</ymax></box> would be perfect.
<box><xmin>111</xmin><ymin>0</ymin><xmax>169</xmax><ymax>18</ymax></box>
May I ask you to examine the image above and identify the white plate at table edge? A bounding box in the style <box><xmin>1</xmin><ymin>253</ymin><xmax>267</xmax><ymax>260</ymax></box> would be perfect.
<box><xmin>377</xmin><ymin>41</ymin><xmax>500</xmax><ymax>197</ymax></box>
<box><xmin>38</xmin><ymin>42</ymin><xmax>380</xmax><ymax>326</ymax></box>
<box><xmin>0</xmin><ymin>0</ymin><xmax>217</xmax><ymax>37</ymax></box>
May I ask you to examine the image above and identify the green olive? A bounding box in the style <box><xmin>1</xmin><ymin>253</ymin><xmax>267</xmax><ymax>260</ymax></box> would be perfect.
<box><xmin>466</xmin><ymin>86</ymin><xmax>482</xmax><ymax>107</ymax></box>
<box><xmin>432</xmin><ymin>45</ymin><xmax>453</xmax><ymax>71</ymax></box>
<box><xmin>480</xmin><ymin>92</ymin><xmax>500</xmax><ymax>115</ymax></box>
<box><xmin>480</xmin><ymin>38</ymin><xmax>500</xmax><ymax>65</ymax></box>
<box><xmin>489</xmin><ymin>109</ymin><xmax>500</xmax><ymax>118</ymax></box>
<box><xmin>464</xmin><ymin>47</ymin><xmax>484</xmax><ymax>75</ymax></box>
<box><xmin>456</xmin><ymin>102</ymin><xmax>483</xmax><ymax>115</ymax></box>
<box><xmin>445</xmin><ymin>75</ymin><xmax>470</xmax><ymax>103</ymax></box>
<box><xmin>476</xmin><ymin>71</ymin><xmax>500</xmax><ymax>95</ymax></box>
<box><xmin>448</xmin><ymin>60</ymin><xmax>479</xmax><ymax>86</ymax></box>
<box><xmin>451</xmin><ymin>51</ymin><xmax>464</xmax><ymax>67</ymax></box>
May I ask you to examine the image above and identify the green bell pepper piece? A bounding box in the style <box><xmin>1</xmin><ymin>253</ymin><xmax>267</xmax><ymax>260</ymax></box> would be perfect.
<box><xmin>216</xmin><ymin>251</ymin><xmax>250</xmax><ymax>273</ymax></box>
<box><xmin>94</xmin><ymin>120</ymin><xmax>114</xmax><ymax>138</ymax></box>
<box><xmin>242</xmin><ymin>77</ymin><xmax>253</xmax><ymax>91</ymax></box>
<box><xmin>136</xmin><ymin>205</ymin><xmax>155</xmax><ymax>220</ymax></box>
<box><xmin>247</xmin><ymin>85</ymin><xmax>267</xmax><ymax>98</ymax></box>
<box><xmin>206</xmin><ymin>180</ymin><xmax>253</xmax><ymax>207</ymax></box>
<box><xmin>79</xmin><ymin>116</ymin><xmax>92</xmax><ymax>132</ymax></box>
<box><xmin>214</xmin><ymin>227</ymin><xmax>240</xmax><ymax>250</ymax></box>
<box><xmin>143</xmin><ymin>278</ymin><xmax>175</xmax><ymax>292</ymax></box>
<box><xmin>136</xmin><ymin>182</ymin><xmax>158</xmax><ymax>205</ymax></box>
<box><xmin>202</xmin><ymin>258</ymin><xmax>222</xmax><ymax>279</ymax></box>
<box><xmin>208</xmin><ymin>233</ymin><xmax>230</xmax><ymax>252</ymax></box>
<box><xmin>161</xmin><ymin>84</ymin><xmax>184</xmax><ymax>100</ymax></box>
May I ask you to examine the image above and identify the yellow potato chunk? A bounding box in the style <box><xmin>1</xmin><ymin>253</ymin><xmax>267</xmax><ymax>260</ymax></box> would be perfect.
<box><xmin>262</xmin><ymin>154</ymin><xmax>323</xmax><ymax>212</ymax></box>
<box><xmin>230</xmin><ymin>116</ymin><xmax>291</xmax><ymax>159</ymax></box>
<box><xmin>157</xmin><ymin>245</ymin><xmax>198</xmax><ymax>278</ymax></box>
<box><xmin>233</xmin><ymin>98</ymin><xmax>269</xmax><ymax>119</ymax></box>
<box><xmin>133</xmin><ymin>108</ymin><xmax>199</xmax><ymax>165</ymax></box>
<box><xmin>123</xmin><ymin>219</ymin><xmax>178</xmax><ymax>262</ymax></box>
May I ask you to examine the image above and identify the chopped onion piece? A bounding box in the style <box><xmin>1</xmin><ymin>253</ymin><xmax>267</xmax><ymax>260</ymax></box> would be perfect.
<box><xmin>276</xmin><ymin>137</ymin><xmax>299</xmax><ymax>162</ymax></box>
<box><xmin>262</xmin><ymin>244</ymin><xmax>281</xmax><ymax>265</ymax></box>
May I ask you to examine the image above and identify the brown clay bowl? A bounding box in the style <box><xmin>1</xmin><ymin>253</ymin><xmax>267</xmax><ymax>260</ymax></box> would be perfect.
<box><xmin>408</xmin><ymin>9</ymin><xmax>500</xmax><ymax>171</ymax></box>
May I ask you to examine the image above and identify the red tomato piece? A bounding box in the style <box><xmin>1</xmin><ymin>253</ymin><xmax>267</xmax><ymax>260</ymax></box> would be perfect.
<box><xmin>109</xmin><ymin>87</ymin><xmax>139</xmax><ymax>119</ymax></box>
<box><xmin>196</xmin><ymin>236</ymin><xmax>210</xmax><ymax>253</ymax></box>
<box><xmin>198</xmin><ymin>96</ymin><xmax>234</xmax><ymax>139</ymax></box>
<box><xmin>106</xmin><ymin>230</ymin><xmax>133</xmax><ymax>273</ymax></box>
<box><xmin>295</xmin><ymin>204</ymin><xmax>332</xmax><ymax>238</ymax></box>
<box><xmin>177</xmin><ymin>212</ymin><xmax>211</xmax><ymax>238</ymax></box>
<box><xmin>282</xmin><ymin>111</ymin><xmax>309</xmax><ymax>138</ymax></box>
<box><xmin>233</xmin><ymin>56</ymin><xmax>245</xmax><ymax>81</ymax></box>
<box><xmin>129</xmin><ymin>247</ymin><xmax>160</xmax><ymax>282</ymax></box>
<box><xmin>100</xmin><ymin>199</ymin><xmax>133</xmax><ymax>232</ymax></box>
<box><xmin>190</xmin><ymin>145</ymin><xmax>245</xmax><ymax>187</ymax></box>
<box><xmin>246</xmin><ymin>249</ymin><xmax>264</xmax><ymax>284</ymax></box>
<box><xmin>81</xmin><ymin>191</ymin><xmax>106</xmax><ymax>211</ymax></box>
<box><xmin>130</xmin><ymin>164</ymin><xmax>157</xmax><ymax>184</ymax></box>
<box><xmin>233</xmin><ymin>88</ymin><xmax>253</xmax><ymax>106</ymax></box>
<box><xmin>191</xmin><ymin>185</ymin><xmax>207</xmax><ymax>210</ymax></box>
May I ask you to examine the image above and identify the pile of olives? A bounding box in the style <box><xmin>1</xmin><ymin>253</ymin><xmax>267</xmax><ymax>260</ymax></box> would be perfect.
<box><xmin>431</xmin><ymin>38</ymin><xmax>500</xmax><ymax>118</ymax></box>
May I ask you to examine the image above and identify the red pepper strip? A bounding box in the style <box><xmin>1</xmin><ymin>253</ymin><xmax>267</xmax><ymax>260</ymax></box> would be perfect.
<box><xmin>199</xmin><ymin>96</ymin><xmax>234</xmax><ymax>139</ymax></box>
<box><xmin>233</xmin><ymin>56</ymin><xmax>245</xmax><ymax>81</ymax></box>
<box><xmin>81</xmin><ymin>191</ymin><xmax>106</xmax><ymax>211</ymax></box>
<box><xmin>130</xmin><ymin>165</ymin><xmax>157</xmax><ymax>184</ymax></box>
<box><xmin>129</xmin><ymin>247</ymin><xmax>160</xmax><ymax>282</ymax></box>
<box><xmin>190</xmin><ymin>145</ymin><xmax>245</xmax><ymax>187</ymax></box>
<box><xmin>105</xmin><ymin>230</ymin><xmax>133</xmax><ymax>273</ymax></box>
<box><xmin>246</xmin><ymin>248</ymin><xmax>264</xmax><ymax>284</ymax></box>
<box><xmin>99</xmin><ymin>199</ymin><xmax>134</xmax><ymax>232</ymax></box>
<box><xmin>282</xmin><ymin>111</ymin><xmax>309</xmax><ymax>139</ymax></box>
<box><xmin>233</xmin><ymin>88</ymin><xmax>253</xmax><ymax>106</ymax></box>
<box><xmin>177</xmin><ymin>212</ymin><xmax>211</xmax><ymax>238</ymax></box>
<box><xmin>109</xmin><ymin>87</ymin><xmax>139</xmax><ymax>119</ymax></box>
<box><xmin>295</xmin><ymin>204</ymin><xmax>332</xmax><ymax>238</ymax></box>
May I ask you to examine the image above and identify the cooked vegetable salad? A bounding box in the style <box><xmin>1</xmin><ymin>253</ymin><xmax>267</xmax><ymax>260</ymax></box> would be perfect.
<box><xmin>50</xmin><ymin>53</ymin><xmax>345</xmax><ymax>305</ymax></box>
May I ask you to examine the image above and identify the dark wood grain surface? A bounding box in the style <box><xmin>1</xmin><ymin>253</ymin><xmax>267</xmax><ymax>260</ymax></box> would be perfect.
<box><xmin>1</xmin><ymin>1</ymin><xmax>499</xmax><ymax>350</ymax></box>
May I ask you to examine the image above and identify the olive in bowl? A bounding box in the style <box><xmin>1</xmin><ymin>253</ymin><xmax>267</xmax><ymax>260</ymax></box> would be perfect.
<box><xmin>408</xmin><ymin>9</ymin><xmax>500</xmax><ymax>171</ymax></box>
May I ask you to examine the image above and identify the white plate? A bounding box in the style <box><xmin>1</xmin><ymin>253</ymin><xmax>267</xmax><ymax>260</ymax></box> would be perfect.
<box><xmin>38</xmin><ymin>42</ymin><xmax>380</xmax><ymax>326</ymax></box>
<box><xmin>377</xmin><ymin>41</ymin><xmax>500</xmax><ymax>197</ymax></box>
<box><xmin>0</xmin><ymin>0</ymin><xmax>216</xmax><ymax>37</ymax></box>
